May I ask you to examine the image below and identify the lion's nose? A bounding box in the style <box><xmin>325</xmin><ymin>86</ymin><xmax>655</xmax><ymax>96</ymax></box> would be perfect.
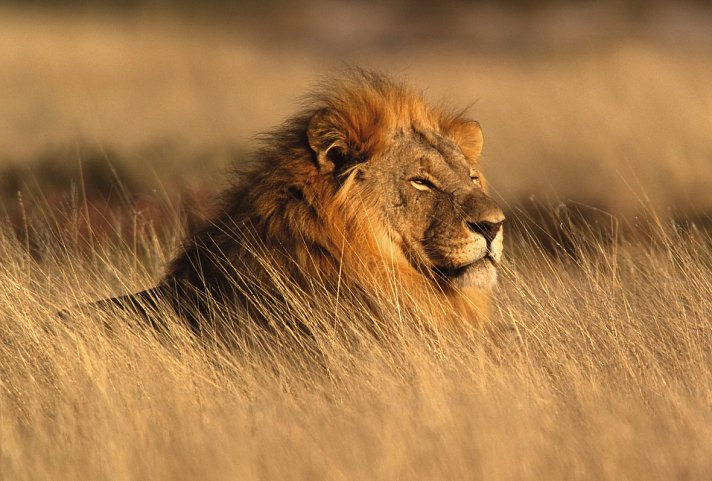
<box><xmin>466</xmin><ymin>220</ymin><xmax>504</xmax><ymax>245</ymax></box>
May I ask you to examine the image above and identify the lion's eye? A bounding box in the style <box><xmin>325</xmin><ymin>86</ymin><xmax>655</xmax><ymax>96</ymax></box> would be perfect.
<box><xmin>410</xmin><ymin>177</ymin><xmax>435</xmax><ymax>191</ymax></box>
<box><xmin>471</xmin><ymin>175</ymin><xmax>482</xmax><ymax>187</ymax></box>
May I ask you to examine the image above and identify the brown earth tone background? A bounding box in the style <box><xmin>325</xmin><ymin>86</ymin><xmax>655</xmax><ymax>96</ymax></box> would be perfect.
<box><xmin>2</xmin><ymin>0</ymin><xmax>711</xmax><ymax>244</ymax></box>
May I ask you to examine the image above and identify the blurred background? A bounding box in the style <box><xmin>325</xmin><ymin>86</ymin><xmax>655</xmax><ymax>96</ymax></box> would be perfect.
<box><xmin>2</xmin><ymin>0</ymin><xmax>711</xmax><ymax>247</ymax></box>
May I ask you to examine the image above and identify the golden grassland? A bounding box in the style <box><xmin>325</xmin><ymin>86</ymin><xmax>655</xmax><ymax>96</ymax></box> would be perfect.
<box><xmin>2</xmin><ymin>202</ymin><xmax>712</xmax><ymax>480</ymax></box>
<box><xmin>2</xmin><ymin>5</ymin><xmax>712</xmax><ymax>480</ymax></box>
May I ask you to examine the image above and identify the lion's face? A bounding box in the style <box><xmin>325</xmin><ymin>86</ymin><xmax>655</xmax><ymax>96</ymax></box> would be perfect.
<box><xmin>305</xmin><ymin>78</ymin><xmax>504</xmax><ymax>294</ymax></box>
<box><xmin>360</xmin><ymin>126</ymin><xmax>504</xmax><ymax>291</ymax></box>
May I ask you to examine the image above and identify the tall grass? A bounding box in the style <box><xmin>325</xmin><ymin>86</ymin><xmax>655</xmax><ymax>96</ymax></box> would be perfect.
<box><xmin>2</xmin><ymin>4</ymin><xmax>712</xmax><ymax>479</ymax></box>
<box><xmin>1</xmin><ymin>198</ymin><xmax>711</xmax><ymax>481</ymax></box>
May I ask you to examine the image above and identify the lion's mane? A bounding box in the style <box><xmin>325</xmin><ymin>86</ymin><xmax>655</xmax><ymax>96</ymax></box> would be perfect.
<box><xmin>148</xmin><ymin>70</ymin><xmax>493</xmax><ymax>332</ymax></box>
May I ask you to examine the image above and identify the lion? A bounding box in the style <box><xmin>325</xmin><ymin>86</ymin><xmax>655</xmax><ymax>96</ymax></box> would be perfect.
<box><xmin>96</xmin><ymin>70</ymin><xmax>505</xmax><ymax>337</ymax></box>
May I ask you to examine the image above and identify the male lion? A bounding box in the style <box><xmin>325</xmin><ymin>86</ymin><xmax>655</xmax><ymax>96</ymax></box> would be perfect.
<box><xmin>99</xmin><ymin>70</ymin><xmax>505</xmax><ymax>335</ymax></box>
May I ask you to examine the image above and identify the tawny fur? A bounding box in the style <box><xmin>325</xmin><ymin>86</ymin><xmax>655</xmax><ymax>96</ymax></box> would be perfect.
<box><xmin>97</xmin><ymin>70</ymin><xmax>505</xmax><ymax>335</ymax></box>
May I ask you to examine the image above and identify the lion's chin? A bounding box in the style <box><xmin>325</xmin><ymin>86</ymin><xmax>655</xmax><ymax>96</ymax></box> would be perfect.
<box><xmin>440</xmin><ymin>258</ymin><xmax>498</xmax><ymax>290</ymax></box>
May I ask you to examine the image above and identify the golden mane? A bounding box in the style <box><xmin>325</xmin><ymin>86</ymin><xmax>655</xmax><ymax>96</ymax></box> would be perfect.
<box><xmin>95</xmin><ymin>70</ymin><xmax>499</xmax><ymax>335</ymax></box>
<box><xmin>226</xmin><ymin>71</ymin><xmax>489</xmax><ymax>323</ymax></box>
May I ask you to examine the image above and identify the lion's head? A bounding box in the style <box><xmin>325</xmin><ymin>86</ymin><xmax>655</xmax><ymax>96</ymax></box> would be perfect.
<box><xmin>305</xmin><ymin>71</ymin><xmax>505</xmax><ymax>296</ymax></box>
<box><xmin>162</xmin><ymin>70</ymin><xmax>505</xmax><ymax>330</ymax></box>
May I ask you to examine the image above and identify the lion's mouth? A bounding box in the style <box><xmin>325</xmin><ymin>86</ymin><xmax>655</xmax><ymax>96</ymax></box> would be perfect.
<box><xmin>436</xmin><ymin>254</ymin><xmax>495</xmax><ymax>275</ymax></box>
<box><xmin>433</xmin><ymin>255</ymin><xmax>497</xmax><ymax>288</ymax></box>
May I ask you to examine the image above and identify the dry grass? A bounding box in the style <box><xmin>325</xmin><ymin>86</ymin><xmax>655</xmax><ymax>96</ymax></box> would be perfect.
<box><xmin>2</xmin><ymin>200</ymin><xmax>712</xmax><ymax>480</ymax></box>
<box><xmin>2</xmin><ymin>4</ymin><xmax>712</xmax><ymax>480</ymax></box>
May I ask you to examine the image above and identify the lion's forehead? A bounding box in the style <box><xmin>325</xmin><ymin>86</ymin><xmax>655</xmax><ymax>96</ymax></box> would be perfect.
<box><xmin>381</xmin><ymin>132</ymin><xmax>471</xmax><ymax>179</ymax></box>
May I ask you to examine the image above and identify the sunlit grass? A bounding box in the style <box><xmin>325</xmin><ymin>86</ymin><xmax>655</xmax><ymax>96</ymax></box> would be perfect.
<box><xmin>1</xmin><ymin>200</ymin><xmax>711</xmax><ymax>480</ymax></box>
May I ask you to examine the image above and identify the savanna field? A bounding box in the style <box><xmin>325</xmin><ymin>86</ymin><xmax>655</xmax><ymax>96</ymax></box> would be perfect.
<box><xmin>2</xmin><ymin>3</ymin><xmax>712</xmax><ymax>480</ymax></box>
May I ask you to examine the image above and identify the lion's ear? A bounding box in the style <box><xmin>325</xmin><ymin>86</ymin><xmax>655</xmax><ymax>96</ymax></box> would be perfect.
<box><xmin>450</xmin><ymin>120</ymin><xmax>484</xmax><ymax>162</ymax></box>
<box><xmin>307</xmin><ymin>109</ymin><xmax>351</xmax><ymax>174</ymax></box>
